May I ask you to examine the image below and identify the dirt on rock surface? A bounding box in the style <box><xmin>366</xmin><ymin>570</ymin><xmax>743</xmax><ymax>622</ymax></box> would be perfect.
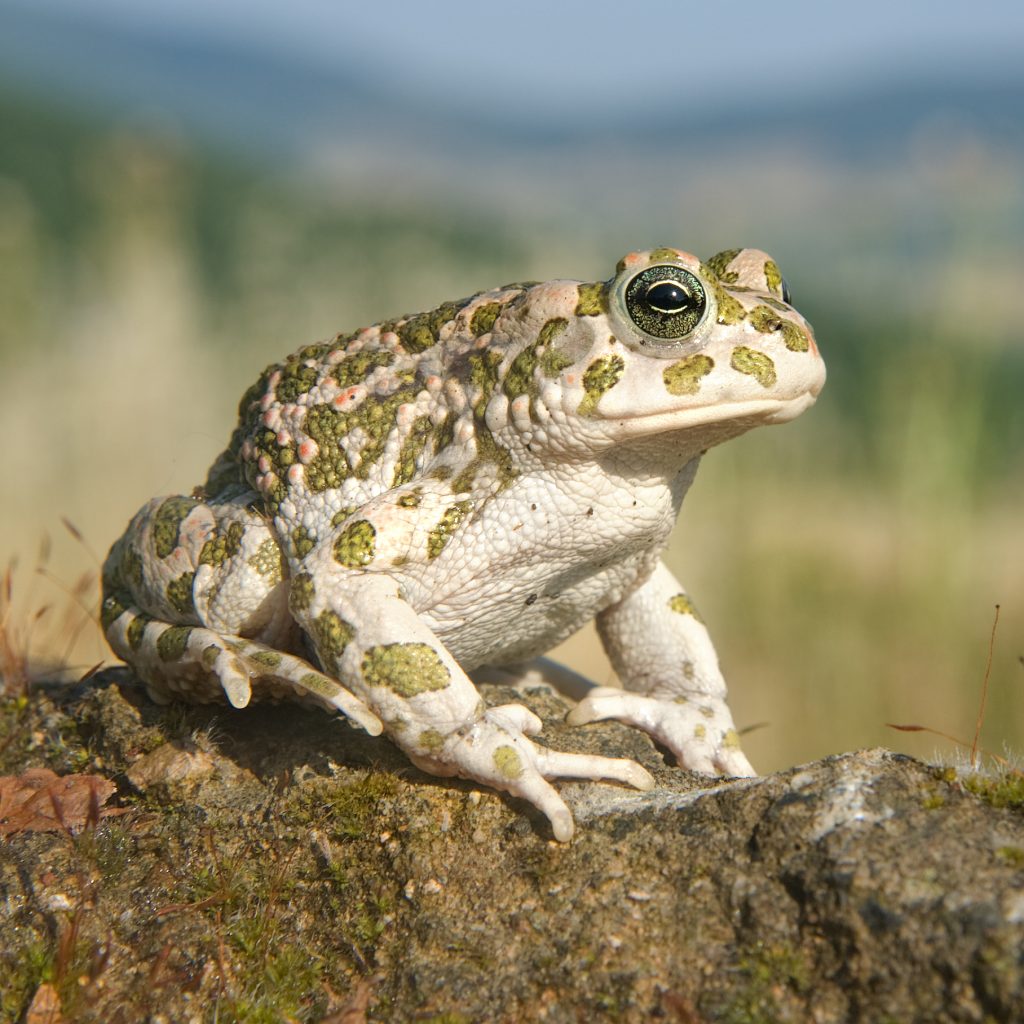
<box><xmin>1</xmin><ymin>671</ymin><xmax>1023</xmax><ymax>1023</ymax></box>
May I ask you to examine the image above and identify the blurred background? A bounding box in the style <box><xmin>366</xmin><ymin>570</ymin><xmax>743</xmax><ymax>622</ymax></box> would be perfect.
<box><xmin>1</xmin><ymin>0</ymin><xmax>1021</xmax><ymax>772</ymax></box>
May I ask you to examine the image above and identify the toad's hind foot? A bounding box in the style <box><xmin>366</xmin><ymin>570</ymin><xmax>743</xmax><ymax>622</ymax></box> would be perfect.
<box><xmin>104</xmin><ymin>609</ymin><xmax>383</xmax><ymax>736</ymax></box>
<box><xmin>567</xmin><ymin>686</ymin><xmax>755</xmax><ymax>778</ymax></box>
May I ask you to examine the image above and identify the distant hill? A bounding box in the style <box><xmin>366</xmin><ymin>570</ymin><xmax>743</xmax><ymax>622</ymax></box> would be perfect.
<box><xmin>2</xmin><ymin>1</ymin><xmax>1022</xmax><ymax>168</ymax></box>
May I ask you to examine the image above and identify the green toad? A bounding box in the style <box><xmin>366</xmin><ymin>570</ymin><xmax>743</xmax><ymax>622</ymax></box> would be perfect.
<box><xmin>102</xmin><ymin>247</ymin><xmax>825</xmax><ymax>841</ymax></box>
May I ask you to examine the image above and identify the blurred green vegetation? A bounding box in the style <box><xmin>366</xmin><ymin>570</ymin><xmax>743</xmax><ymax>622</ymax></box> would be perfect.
<box><xmin>1</xmin><ymin>83</ymin><xmax>1021</xmax><ymax>775</ymax></box>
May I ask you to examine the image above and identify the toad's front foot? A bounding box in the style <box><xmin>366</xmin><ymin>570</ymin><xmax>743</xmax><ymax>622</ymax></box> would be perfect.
<box><xmin>567</xmin><ymin>687</ymin><xmax>756</xmax><ymax>778</ymax></box>
<box><xmin>408</xmin><ymin>703</ymin><xmax>654</xmax><ymax>842</ymax></box>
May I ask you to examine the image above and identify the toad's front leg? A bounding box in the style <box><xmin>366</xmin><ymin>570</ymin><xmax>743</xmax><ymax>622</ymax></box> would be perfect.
<box><xmin>289</xmin><ymin>550</ymin><xmax>653</xmax><ymax>842</ymax></box>
<box><xmin>569</xmin><ymin>561</ymin><xmax>756</xmax><ymax>778</ymax></box>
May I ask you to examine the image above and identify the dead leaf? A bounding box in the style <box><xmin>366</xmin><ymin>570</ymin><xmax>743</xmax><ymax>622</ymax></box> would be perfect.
<box><xmin>25</xmin><ymin>982</ymin><xmax>65</xmax><ymax>1024</ymax></box>
<box><xmin>319</xmin><ymin>978</ymin><xmax>374</xmax><ymax>1024</ymax></box>
<box><xmin>0</xmin><ymin>768</ymin><xmax>126</xmax><ymax>835</ymax></box>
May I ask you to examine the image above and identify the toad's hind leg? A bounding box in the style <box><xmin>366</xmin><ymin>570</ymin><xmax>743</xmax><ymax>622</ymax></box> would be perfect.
<box><xmin>101</xmin><ymin>493</ymin><xmax>382</xmax><ymax>736</ymax></box>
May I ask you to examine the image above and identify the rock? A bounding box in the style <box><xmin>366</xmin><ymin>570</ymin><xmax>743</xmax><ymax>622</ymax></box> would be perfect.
<box><xmin>125</xmin><ymin>741</ymin><xmax>216</xmax><ymax>801</ymax></box>
<box><xmin>1</xmin><ymin>671</ymin><xmax>1022</xmax><ymax>1022</ymax></box>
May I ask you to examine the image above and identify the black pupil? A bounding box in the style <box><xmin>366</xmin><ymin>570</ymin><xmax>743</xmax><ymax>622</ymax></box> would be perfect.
<box><xmin>645</xmin><ymin>280</ymin><xmax>692</xmax><ymax>314</ymax></box>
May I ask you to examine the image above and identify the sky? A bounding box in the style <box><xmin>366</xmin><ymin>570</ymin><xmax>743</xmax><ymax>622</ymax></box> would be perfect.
<box><xmin>8</xmin><ymin>0</ymin><xmax>1024</xmax><ymax>119</ymax></box>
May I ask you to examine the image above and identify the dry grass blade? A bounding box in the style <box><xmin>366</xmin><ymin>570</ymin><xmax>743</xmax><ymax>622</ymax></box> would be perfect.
<box><xmin>971</xmin><ymin>605</ymin><xmax>1001</xmax><ymax>767</ymax></box>
<box><xmin>61</xmin><ymin>517</ymin><xmax>85</xmax><ymax>544</ymax></box>
<box><xmin>1</xmin><ymin>537</ymin><xmax>104</xmax><ymax>696</ymax></box>
<box><xmin>886</xmin><ymin>722</ymin><xmax>968</xmax><ymax>746</ymax></box>
<box><xmin>888</xmin><ymin>604</ymin><xmax>1012</xmax><ymax>774</ymax></box>
<box><xmin>77</xmin><ymin>661</ymin><xmax>106</xmax><ymax>686</ymax></box>
<box><xmin>885</xmin><ymin>722</ymin><xmax>1021</xmax><ymax>775</ymax></box>
<box><xmin>1</xmin><ymin>561</ymin><xmax>29</xmax><ymax>696</ymax></box>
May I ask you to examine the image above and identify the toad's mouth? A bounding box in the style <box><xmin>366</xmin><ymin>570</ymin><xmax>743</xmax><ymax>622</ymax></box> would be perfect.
<box><xmin>609</xmin><ymin>390</ymin><xmax>821</xmax><ymax>438</ymax></box>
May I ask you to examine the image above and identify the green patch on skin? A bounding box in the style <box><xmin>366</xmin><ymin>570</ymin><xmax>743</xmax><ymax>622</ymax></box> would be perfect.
<box><xmin>578</xmin><ymin>354</ymin><xmax>625</xmax><ymax>416</ymax></box>
<box><xmin>779</xmin><ymin>321</ymin><xmax>808</xmax><ymax>353</ymax></box>
<box><xmin>434</xmin><ymin>412</ymin><xmax>456</xmax><ymax>455</ymax></box>
<box><xmin>298</xmin><ymin>671</ymin><xmax>342</xmax><ymax>698</ymax></box>
<box><xmin>166</xmin><ymin>572</ymin><xmax>196</xmax><ymax>617</ymax></box>
<box><xmin>469</xmin><ymin>349</ymin><xmax>503</xmax><ymax>418</ymax></box>
<box><xmin>663</xmin><ymin>354</ymin><xmax>714</xmax><ymax>396</ymax></box>
<box><xmin>334</xmin><ymin>519</ymin><xmax>377</xmax><ymax>568</ymax></box>
<box><xmin>763</xmin><ymin>259</ymin><xmax>783</xmax><ymax>297</ymax></box>
<box><xmin>503</xmin><ymin>344</ymin><xmax>540</xmax><ymax>401</ymax></box>
<box><xmin>648</xmin><ymin>247</ymin><xmax>682</xmax><ymax>264</ymax></box>
<box><xmin>152</xmin><ymin>497</ymin><xmax>200</xmax><ymax>560</ymax></box>
<box><xmin>693</xmin><ymin>724</ymin><xmax>707</xmax><ymax>740</ymax></box>
<box><xmin>427</xmin><ymin>501</ymin><xmax>472</xmax><ymax>559</ymax></box>
<box><xmin>201</xmin><ymin>644</ymin><xmax>220</xmax><ymax>669</ymax></box>
<box><xmin>261</xmin><ymin>474</ymin><xmax>289</xmax><ymax>515</ymax></box>
<box><xmin>199</xmin><ymin>520</ymin><xmax>245</xmax><ymax>568</ymax></box>
<box><xmin>450</xmin><ymin>428</ymin><xmax>516</xmax><ymax>493</ymax></box>
<box><xmin>273</xmin><ymin>359</ymin><xmax>321</xmax><ymax>403</ymax></box>
<box><xmin>708</xmin><ymin>278</ymin><xmax>746</xmax><ymax>325</ymax></box>
<box><xmin>539</xmin><ymin>317</ymin><xmax>568</xmax><ymax>346</ymax></box>
<box><xmin>504</xmin><ymin>318</ymin><xmax>571</xmax><ymax>401</ymax></box>
<box><xmin>722</xmin><ymin>729</ymin><xmax>742</xmax><ymax>750</ymax></box>
<box><xmin>747</xmin><ymin>305</ymin><xmax>809</xmax><ymax>353</ymax></box>
<box><xmin>249</xmin><ymin>650</ymin><xmax>282</xmax><ymax>671</ymax></box>
<box><xmin>396</xmin><ymin>300</ymin><xmax>466</xmax><ymax>353</ymax></box>
<box><xmin>295</xmin><ymin>340</ymin><xmax>334</xmax><ymax>363</ymax></box>
<box><xmin>313</xmin><ymin>610</ymin><xmax>355</xmax><ymax>667</ymax></box>
<box><xmin>331</xmin><ymin>506</ymin><xmax>358</xmax><ymax>527</ymax></box>
<box><xmin>289</xmin><ymin>573</ymin><xmax>316</xmax><ymax>613</ymax></box>
<box><xmin>330</xmin><ymin>348</ymin><xmax>395</xmax><ymax>389</ymax></box>
<box><xmin>247</xmin><ymin>539</ymin><xmax>284</xmax><ymax>583</ymax></box>
<box><xmin>540</xmin><ymin>346</ymin><xmax>574</xmax><ymax>378</ymax></box>
<box><xmin>704</xmin><ymin>249</ymin><xmax>742</xmax><ymax>283</ymax></box>
<box><xmin>397</xmin><ymin>489</ymin><xmax>422</xmax><ymax>509</ymax></box>
<box><xmin>418</xmin><ymin>728</ymin><xmax>446</xmax><ymax>753</ymax></box>
<box><xmin>156</xmin><ymin>625</ymin><xmax>193</xmax><ymax>662</ymax></box>
<box><xmin>120</xmin><ymin>544</ymin><xmax>144</xmax><ymax>588</ymax></box>
<box><xmin>470</xmin><ymin>301</ymin><xmax>503</xmax><ymax>336</ymax></box>
<box><xmin>100</xmin><ymin>595</ymin><xmax>127</xmax><ymax>632</ymax></box>
<box><xmin>493</xmin><ymin>745</ymin><xmax>524</xmax><ymax>780</ymax></box>
<box><xmin>299</xmin><ymin>380</ymin><xmax>422</xmax><ymax>492</ymax></box>
<box><xmin>126</xmin><ymin>614</ymin><xmax>149</xmax><ymax>651</ymax></box>
<box><xmin>731</xmin><ymin>346</ymin><xmax>777</xmax><ymax>388</ymax></box>
<box><xmin>362</xmin><ymin>642</ymin><xmax>451</xmax><ymax>698</ymax></box>
<box><xmin>668</xmin><ymin>593</ymin><xmax>703</xmax><ymax>621</ymax></box>
<box><xmin>393</xmin><ymin>415</ymin><xmax>434</xmax><ymax>487</ymax></box>
<box><xmin>574</xmin><ymin>282</ymin><xmax>607</xmax><ymax>317</ymax></box>
<box><xmin>291</xmin><ymin>525</ymin><xmax>315</xmax><ymax>559</ymax></box>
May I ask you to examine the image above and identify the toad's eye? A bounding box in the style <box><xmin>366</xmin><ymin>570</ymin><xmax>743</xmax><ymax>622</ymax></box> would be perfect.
<box><xmin>624</xmin><ymin>265</ymin><xmax>708</xmax><ymax>341</ymax></box>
